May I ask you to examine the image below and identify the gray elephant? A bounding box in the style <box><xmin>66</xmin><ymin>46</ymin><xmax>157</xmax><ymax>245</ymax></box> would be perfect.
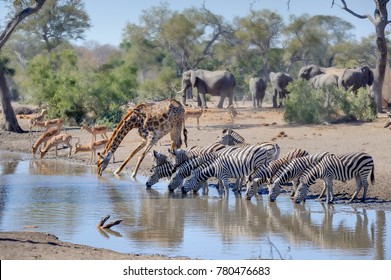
<box><xmin>298</xmin><ymin>64</ymin><xmax>346</xmax><ymax>81</ymax></box>
<box><xmin>249</xmin><ymin>77</ymin><xmax>266</xmax><ymax>108</ymax></box>
<box><xmin>310</xmin><ymin>73</ymin><xmax>339</xmax><ymax>89</ymax></box>
<box><xmin>179</xmin><ymin>69</ymin><xmax>236</xmax><ymax>108</ymax></box>
<box><xmin>269</xmin><ymin>72</ymin><xmax>293</xmax><ymax>108</ymax></box>
<box><xmin>338</xmin><ymin>66</ymin><xmax>374</xmax><ymax>92</ymax></box>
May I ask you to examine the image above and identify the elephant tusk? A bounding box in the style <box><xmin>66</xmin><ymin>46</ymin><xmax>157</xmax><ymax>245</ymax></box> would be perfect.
<box><xmin>176</xmin><ymin>88</ymin><xmax>185</xmax><ymax>94</ymax></box>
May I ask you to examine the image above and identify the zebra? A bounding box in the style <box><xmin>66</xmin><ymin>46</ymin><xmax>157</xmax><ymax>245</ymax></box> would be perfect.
<box><xmin>181</xmin><ymin>144</ymin><xmax>273</xmax><ymax>194</ymax></box>
<box><xmin>167</xmin><ymin>153</ymin><xmax>219</xmax><ymax>192</ymax></box>
<box><xmin>244</xmin><ymin>148</ymin><xmax>309</xmax><ymax>200</ymax></box>
<box><xmin>169</xmin><ymin>142</ymin><xmax>227</xmax><ymax>171</ymax></box>
<box><xmin>151</xmin><ymin>150</ymin><xmax>169</xmax><ymax>166</ymax></box>
<box><xmin>146</xmin><ymin>160</ymin><xmax>173</xmax><ymax>188</ymax></box>
<box><xmin>216</xmin><ymin>129</ymin><xmax>245</xmax><ymax>145</ymax></box>
<box><xmin>293</xmin><ymin>152</ymin><xmax>375</xmax><ymax>204</ymax></box>
<box><xmin>268</xmin><ymin>151</ymin><xmax>331</xmax><ymax>202</ymax></box>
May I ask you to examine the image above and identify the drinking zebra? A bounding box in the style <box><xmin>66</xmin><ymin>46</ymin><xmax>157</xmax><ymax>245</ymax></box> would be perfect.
<box><xmin>268</xmin><ymin>151</ymin><xmax>331</xmax><ymax>202</ymax></box>
<box><xmin>146</xmin><ymin>150</ymin><xmax>173</xmax><ymax>188</ymax></box>
<box><xmin>181</xmin><ymin>144</ymin><xmax>275</xmax><ymax>194</ymax></box>
<box><xmin>169</xmin><ymin>142</ymin><xmax>227</xmax><ymax>171</ymax></box>
<box><xmin>244</xmin><ymin>148</ymin><xmax>309</xmax><ymax>200</ymax></box>
<box><xmin>146</xmin><ymin>161</ymin><xmax>173</xmax><ymax>188</ymax></box>
<box><xmin>167</xmin><ymin>153</ymin><xmax>219</xmax><ymax>192</ymax></box>
<box><xmin>293</xmin><ymin>152</ymin><xmax>375</xmax><ymax>204</ymax></box>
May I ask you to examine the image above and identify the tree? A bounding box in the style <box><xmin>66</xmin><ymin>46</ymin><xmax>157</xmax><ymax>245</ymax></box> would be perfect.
<box><xmin>233</xmin><ymin>9</ymin><xmax>284</xmax><ymax>76</ymax></box>
<box><xmin>0</xmin><ymin>0</ymin><xmax>46</xmax><ymax>132</ymax></box>
<box><xmin>20</xmin><ymin>0</ymin><xmax>91</xmax><ymax>52</ymax></box>
<box><xmin>283</xmin><ymin>14</ymin><xmax>354</xmax><ymax>69</ymax></box>
<box><xmin>332</xmin><ymin>0</ymin><xmax>389</xmax><ymax>113</ymax></box>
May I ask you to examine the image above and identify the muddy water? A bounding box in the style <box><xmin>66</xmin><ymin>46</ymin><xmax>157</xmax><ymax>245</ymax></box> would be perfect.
<box><xmin>0</xmin><ymin>151</ymin><xmax>390</xmax><ymax>260</ymax></box>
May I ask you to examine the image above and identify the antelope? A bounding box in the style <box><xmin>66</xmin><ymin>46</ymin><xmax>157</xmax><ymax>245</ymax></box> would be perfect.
<box><xmin>74</xmin><ymin>139</ymin><xmax>109</xmax><ymax>164</ymax></box>
<box><xmin>80</xmin><ymin>124</ymin><xmax>108</xmax><ymax>141</ymax></box>
<box><xmin>29</xmin><ymin>109</ymin><xmax>48</xmax><ymax>132</ymax></box>
<box><xmin>17</xmin><ymin>109</ymin><xmax>48</xmax><ymax>132</ymax></box>
<box><xmin>32</xmin><ymin>127</ymin><xmax>61</xmax><ymax>156</ymax></box>
<box><xmin>184</xmin><ymin>107</ymin><xmax>203</xmax><ymax>130</ymax></box>
<box><xmin>40</xmin><ymin>133</ymin><xmax>73</xmax><ymax>158</ymax></box>
<box><xmin>31</xmin><ymin>118</ymin><xmax>64</xmax><ymax>132</ymax></box>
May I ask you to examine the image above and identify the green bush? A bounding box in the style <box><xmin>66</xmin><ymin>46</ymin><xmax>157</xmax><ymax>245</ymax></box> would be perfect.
<box><xmin>284</xmin><ymin>80</ymin><xmax>327</xmax><ymax>124</ymax></box>
<box><xmin>283</xmin><ymin>80</ymin><xmax>376</xmax><ymax>124</ymax></box>
<box><xmin>347</xmin><ymin>88</ymin><xmax>376</xmax><ymax>121</ymax></box>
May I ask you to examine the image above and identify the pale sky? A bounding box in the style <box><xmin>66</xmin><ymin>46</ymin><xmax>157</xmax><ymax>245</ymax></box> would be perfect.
<box><xmin>80</xmin><ymin>0</ymin><xmax>378</xmax><ymax>46</ymax></box>
<box><xmin>0</xmin><ymin>0</ymin><xmax>381</xmax><ymax>46</ymax></box>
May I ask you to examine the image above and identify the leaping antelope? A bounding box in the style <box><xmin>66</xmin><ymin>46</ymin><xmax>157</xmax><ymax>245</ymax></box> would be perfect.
<box><xmin>17</xmin><ymin>109</ymin><xmax>48</xmax><ymax>132</ymax></box>
<box><xmin>31</xmin><ymin>127</ymin><xmax>61</xmax><ymax>156</ymax></box>
<box><xmin>80</xmin><ymin>124</ymin><xmax>108</xmax><ymax>141</ymax></box>
<box><xmin>40</xmin><ymin>133</ymin><xmax>74</xmax><ymax>158</ymax></box>
<box><xmin>74</xmin><ymin>139</ymin><xmax>109</xmax><ymax>164</ymax></box>
<box><xmin>31</xmin><ymin>118</ymin><xmax>64</xmax><ymax>132</ymax></box>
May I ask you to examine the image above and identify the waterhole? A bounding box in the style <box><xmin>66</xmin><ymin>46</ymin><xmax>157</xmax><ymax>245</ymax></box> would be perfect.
<box><xmin>0</xmin><ymin>151</ymin><xmax>389</xmax><ymax>259</ymax></box>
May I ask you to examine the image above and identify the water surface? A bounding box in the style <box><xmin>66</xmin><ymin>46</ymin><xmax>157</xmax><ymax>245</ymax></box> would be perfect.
<box><xmin>0</xmin><ymin>151</ymin><xmax>389</xmax><ymax>260</ymax></box>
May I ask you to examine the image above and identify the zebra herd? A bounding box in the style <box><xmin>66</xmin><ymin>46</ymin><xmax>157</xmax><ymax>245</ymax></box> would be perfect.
<box><xmin>146</xmin><ymin>129</ymin><xmax>375</xmax><ymax>204</ymax></box>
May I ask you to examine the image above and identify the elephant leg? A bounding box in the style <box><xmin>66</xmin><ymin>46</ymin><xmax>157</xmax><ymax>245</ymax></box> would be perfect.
<box><xmin>198</xmin><ymin>92</ymin><xmax>208</xmax><ymax>108</ymax></box>
<box><xmin>217</xmin><ymin>93</ymin><xmax>227</xmax><ymax>108</ymax></box>
<box><xmin>272</xmin><ymin>90</ymin><xmax>278</xmax><ymax>108</ymax></box>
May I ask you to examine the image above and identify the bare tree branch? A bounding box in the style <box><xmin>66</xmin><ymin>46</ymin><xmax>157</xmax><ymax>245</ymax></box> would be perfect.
<box><xmin>0</xmin><ymin>0</ymin><xmax>47</xmax><ymax>49</ymax></box>
<box><xmin>332</xmin><ymin>0</ymin><xmax>375</xmax><ymax>24</ymax></box>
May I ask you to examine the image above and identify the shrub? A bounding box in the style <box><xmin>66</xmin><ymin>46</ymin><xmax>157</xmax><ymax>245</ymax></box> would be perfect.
<box><xmin>283</xmin><ymin>80</ymin><xmax>376</xmax><ymax>124</ymax></box>
<box><xmin>283</xmin><ymin>80</ymin><xmax>327</xmax><ymax>124</ymax></box>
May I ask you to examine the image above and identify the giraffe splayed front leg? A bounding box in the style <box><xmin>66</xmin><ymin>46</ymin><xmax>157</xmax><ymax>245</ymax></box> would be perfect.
<box><xmin>97</xmin><ymin>99</ymin><xmax>187</xmax><ymax>178</ymax></box>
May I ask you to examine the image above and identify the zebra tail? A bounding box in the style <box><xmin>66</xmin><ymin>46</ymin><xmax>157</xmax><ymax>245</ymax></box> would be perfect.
<box><xmin>370</xmin><ymin>164</ymin><xmax>375</xmax><ymax>185</ymax></box>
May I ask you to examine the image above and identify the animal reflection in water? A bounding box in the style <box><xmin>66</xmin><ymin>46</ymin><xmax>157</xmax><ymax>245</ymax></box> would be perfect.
<box><xmin>115</xmin><ymin>186</ymin><xmax>377</xmax><ymax>255</ymax></box>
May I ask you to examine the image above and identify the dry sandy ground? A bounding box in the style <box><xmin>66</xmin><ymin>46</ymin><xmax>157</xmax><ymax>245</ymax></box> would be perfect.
<box><xmin>1</xmin><ymin>101</ymin><xmax>391</xmax><ymax>259</ymax></box>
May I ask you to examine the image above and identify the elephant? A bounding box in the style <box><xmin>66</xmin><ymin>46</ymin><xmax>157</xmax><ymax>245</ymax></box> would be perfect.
<box><xmin>310</xmin><ymin>73</ymin><xmax>339</xmax><ymax>89</ymax></box>
<box><xmin>298</xmin><ymin>64</ymin><xmax>373</xmax><ymax>93</ymax></box>
<box><xmin>298</xmin><ymin>64</ymin><xmax>346</xmax><ymax>81</ymax></box>
<box><xmin>269</xmin><ymin>72</ymin><xmax>293</xmax><ymax>108</ymax></box>
<box><xmin>179</xmin><ymin>69</ymin><xmax>236</xmax><ymax>108</ymax></box>
<box><xmin>338</xmin><ymin>66</ymin><xmax>374</xmax><ymax>92</ymax></box>
<box><xmin>249</xmin><ymin>77</ymin><xmax>267</xmax><ymax>108</ymax></box>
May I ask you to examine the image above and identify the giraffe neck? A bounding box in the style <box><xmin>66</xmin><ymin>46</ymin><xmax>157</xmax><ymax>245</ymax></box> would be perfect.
<box><xmin>103</xmin><ymin>110</ymin><xmax>139</xmax><ymax>155</ymax></box>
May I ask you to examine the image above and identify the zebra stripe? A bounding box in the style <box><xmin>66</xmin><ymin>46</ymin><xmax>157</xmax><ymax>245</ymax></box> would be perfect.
<box><xmin>216</xmin><ymin>129</ymin><xmax>245</xmax><ymax>145</ymax></box>
<box><xmin>268</xmin><ymin>151</ymin><xmax>331</xmax><ymax>202</ymax></box>
<box><xmin>182</xmin><ymin>144</ymin><xmax>271</xmax><ymax>194</ymax></box>
<box><xmin>169</xmin><ymin>142</ymin><xmax>227</xmax><ymax>170</ymax></box>
<box><xmin>294</xmin><ymin>152</ymin><xmax>375</xmax><ymax>204</ymax></box>
<box><xmin>167</xmin><ymin>153</ymin><xmax>219</xmax><ymax>192</ymax></box>
<box><xmin>244</xmin><ymin>148</ymin><xmax>309</xmax><ymax>200</ymax></box>
<box><xmin>146</xmin><ymin>160</ymin><xmax>173</xmax><ymax>188</ymax></box>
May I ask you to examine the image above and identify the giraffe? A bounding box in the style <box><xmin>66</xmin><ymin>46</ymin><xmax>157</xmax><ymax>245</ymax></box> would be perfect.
<box><xmin>97</xmin><ymin>99</ymin><xmax>187</xmax><ymax>177</ymax></box>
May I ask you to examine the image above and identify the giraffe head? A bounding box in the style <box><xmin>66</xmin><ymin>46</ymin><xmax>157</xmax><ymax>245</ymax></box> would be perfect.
<box><xmin>97</xmin><ymin>151</ymin><xmax>112</xmax><ymax>175</ymax></box>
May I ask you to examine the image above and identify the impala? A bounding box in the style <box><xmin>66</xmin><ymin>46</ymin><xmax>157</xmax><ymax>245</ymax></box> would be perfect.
<box><xmin>40</xmin><ymin>133</ymin><xmax>73</xmax><ymax>158</ymax></box>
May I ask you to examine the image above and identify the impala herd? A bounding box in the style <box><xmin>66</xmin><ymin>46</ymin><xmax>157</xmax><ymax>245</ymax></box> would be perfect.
<box><xmin>17</xmin><ymin>105</ymin><xmax>204</xmax><ymax>166</ymax></box>
<box><xmin>18</xmin><ymin>109</ymin><xmax>109</xmax><ymax>164</ymax></box>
